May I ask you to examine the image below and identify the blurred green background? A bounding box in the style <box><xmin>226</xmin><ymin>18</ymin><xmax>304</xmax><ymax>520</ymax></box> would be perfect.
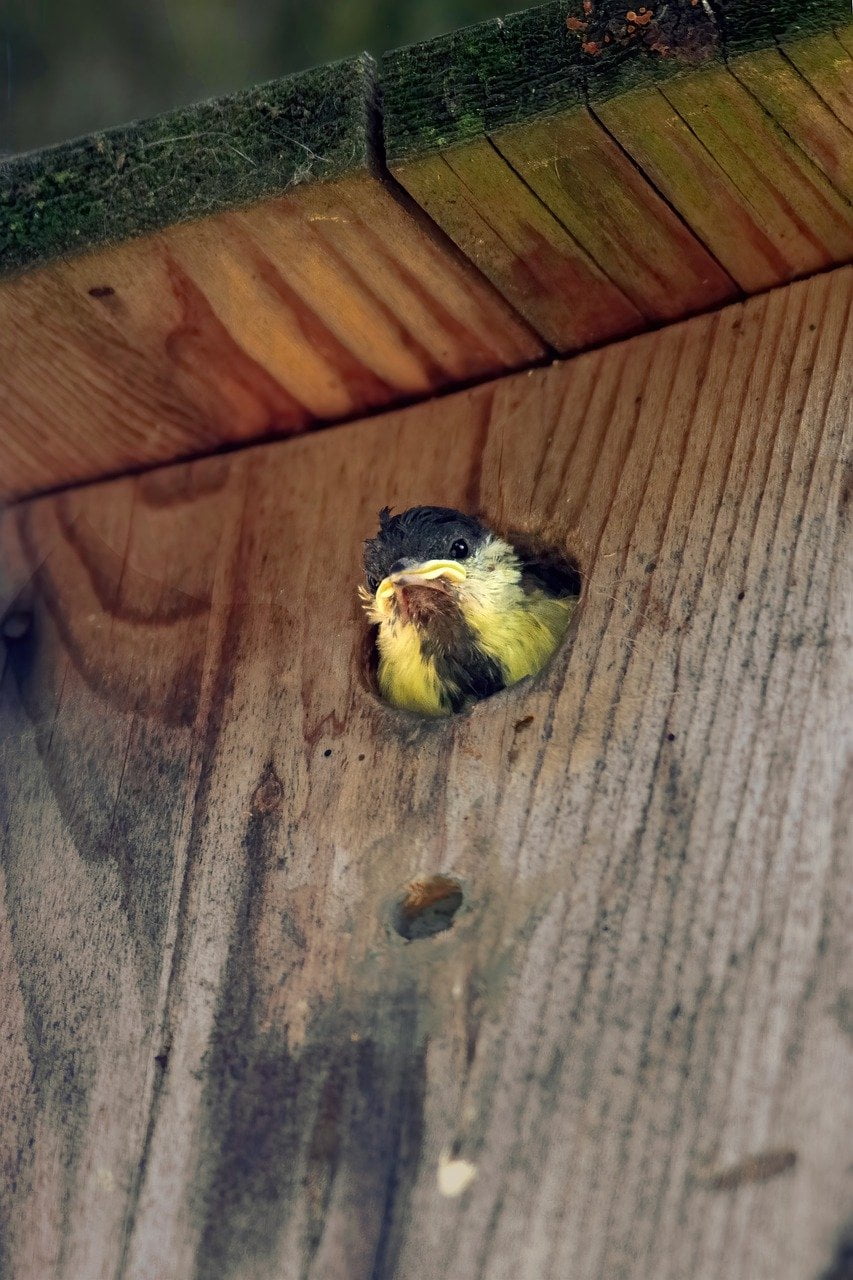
<box><xmin>1</xmin><ymin>0</ymin><xmax>506</xmax><ymax>156</ymax></box>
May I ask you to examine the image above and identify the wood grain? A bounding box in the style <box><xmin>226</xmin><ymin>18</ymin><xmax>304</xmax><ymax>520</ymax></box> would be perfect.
<box><xmin>598</xmin><ymin>43</ymin><xmax>853</xmax><ymax>277</ymax></box>
<box><xmin>393</xmin><ymin>143</ymin><xmax>646</xmax><ymax>352</ymax></box>
<box><xmin>782</xmin><ymin>25</ymin><xmax>853</xmax><ymax>122</ymax></box>
<box><xmin>388</xmin><ymin>11</ymin><xmax>853</xmax><ymax>364</ymax></box>
<box><xmin>392</xmin><ymin>109</ymin><xmax>737</xmax><ymax>349</ymax></box>
<box><xmin>0</xmin><ymin>54</ymin><xmax>376</xmax><ymax>277</ymax></box>
<box><xmin>4</xmin><ymin>1</ymin><xmax>853</xmax><ymax>507</ymax></box>
<box><xmin>594</xmin><ymin>45</ymin><xmax>853</xmax><ymax>294</ymax></box>
<box><xmin>728</xmin><ymin>36</ymin><xmax>853</xmax><ymax>199</ymax></box>
<box><xmin>659</xmin><ymin>64</ymin><xmax>853</xmax><ymax>260</ymax></box>
<box><xmin>0</xmin><ymin>173</ymin><xmax>541</xmax><ymax>501</ymax></box>
<box><xmin>1</xmin><ymin>267</ymin><xmax>851</xmax><ymax>1280</ymax></box>
<box><xmin>490</xmin><ymin>109</ymin><xmax>736</xmax><ymax>321</ymax></box>
<box><xmin>0</xmin><ymin>466</ymin><xmax>238</xmax><ymax>1277</ymax></box>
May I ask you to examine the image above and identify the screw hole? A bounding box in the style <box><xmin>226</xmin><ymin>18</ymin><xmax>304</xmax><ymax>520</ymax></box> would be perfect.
<box><xmin>2</xmin><ymin>611</ymin><xmax>32</xmax><ymax>641</ymax></box>
<box><xmin>391</xmin><ymin>874</ymin><xmax>465</xmax><ymax>941</ymax></box>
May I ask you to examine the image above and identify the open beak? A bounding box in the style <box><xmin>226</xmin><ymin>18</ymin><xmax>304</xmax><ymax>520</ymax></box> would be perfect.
<box><xmin>375</xmin><ymin>559</ymin><xmax>467</xmax><ymax>611</ymax></box>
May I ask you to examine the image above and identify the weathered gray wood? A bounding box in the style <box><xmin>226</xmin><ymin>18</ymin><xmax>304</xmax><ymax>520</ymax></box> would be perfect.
<box><xmin>0</xmin><ymin>471</ymin><xmax>238</xmax><ymax>1277</ymax></box>
<box><xmin>1</xmin><ymin>267</ymin><xmax>851</xmax><ymax>1279</ymax></box>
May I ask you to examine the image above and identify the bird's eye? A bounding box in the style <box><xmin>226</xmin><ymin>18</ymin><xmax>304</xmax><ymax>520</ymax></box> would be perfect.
<box><xmin>367</xmin><ymin>574</ymin><xmax>379</xmax><ymax>592</ymax></box>
<box><xmin>450</xmin><ymin>538</ymin><xmax>469</xmax><ymax>560</ymax></box>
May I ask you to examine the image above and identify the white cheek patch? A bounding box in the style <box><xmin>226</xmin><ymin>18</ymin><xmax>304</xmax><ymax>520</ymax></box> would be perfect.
<box><xmin>463</xmin><ymin>537</ymin><xmax>521</xmax><ymax>610</ymax></box>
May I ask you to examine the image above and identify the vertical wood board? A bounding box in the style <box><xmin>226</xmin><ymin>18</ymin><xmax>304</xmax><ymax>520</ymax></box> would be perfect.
<box><xmin>2</xmin><ymin>267</ymin><xmax>850</xmax><ymax>1278</ymax></box>
<box><xmin>0</xmin><ymin>469</ymin><xmax>243</xmax><ymax>1277</ymax></box>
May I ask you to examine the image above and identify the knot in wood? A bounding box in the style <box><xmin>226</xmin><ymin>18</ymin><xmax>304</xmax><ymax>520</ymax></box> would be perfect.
<box><xmin>251</xmin><ymin>767</ymin><xmax>283</xmax><ymax>815</ymax></box>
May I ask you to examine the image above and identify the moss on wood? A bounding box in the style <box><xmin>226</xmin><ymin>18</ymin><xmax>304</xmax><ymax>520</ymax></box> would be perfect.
<box><xmin>1</xmin><ymin>0</ymin><xmax>850</xmax><ymax>275</ymax></box>
<box><xmin>382</xmin><ymin>4</ymin><xmax>585</xmax><ymax>161</ymax></box>
<box><xmin>0</xmin><ymin>56</ymin><xmax>375</xmax><ymax>277</ymax></box>
<box><xmin>383</xmin><ymin>0</ymin><xmax>851</xmax><ymax>161</ymax></box>
<box><xmin>714</xmin><ymin>0</ymin><xmax>850</xmax><ymax>52</ymax></box>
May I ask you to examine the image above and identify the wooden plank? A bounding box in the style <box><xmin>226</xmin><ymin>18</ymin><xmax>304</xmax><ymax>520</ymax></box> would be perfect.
<box><xmin>4</xmin><ymin>267</ymin><xmax>848</xmax><ymax>1278</ymax></box>
<box><xmin>658</xmin><ymin>66</ymin><xmax>852</xmax><ymax>265</ymax></box>
<box><xmin>386</xmin><ymin>1</ymin><xmax>738</xmax><ymax>342</ymax></box>
<box><xmin>0</xmin><ymin>172</ymin><xmax>541</xmax><ymax>501</ymax></box>
<box><xmin>0</xmin><ymin>51</ymin><xmax>543</xmax><ymax>501</ymax></box>
<box><xmin>728</xmin><ymin>39</ymin><xmax>853</xmax><ymax>200</ymax></box>
<box><xmin>393</xmin><ymin>143</ymin><xmax>645</xmax><ymax>351</ymax></box>
<box><xmin>593</xmin><ymin>86</ymin><xmax>798</xmax><ymax>294</ymax></box>
<box><xmin>584</xmin><ymin>5</ymin><xmax>853</xmax><ymax>281</ymax></box>
<box><xmin>0</xmin><ymin>464</ymin><xmax>246</xmax><ymax>1277</ymax></box>
<box><xmin>781</xmin><ymin>26</ymin><xmax>853</xmax><ymax>121</ymax></box>
<box><xmin>386</xmin><ymin>1</ymin><xmax>853</xmax><ymax>346</ymax></box>
<box><xmin>490</xmin><ymin>110</ymin><xmax>736</xmax><ymax>321</ymax></box>
<box><xmin>594</xmin><ymin>43</ymin><xmax>853</xmax><ymax>291</ymax></box>
<box><xmin>0</xmin><ymin>56</ymin><xmax>374</xmax><ymax>276</ymax></box>
<box><xmin>5</xmin><ymin>0</ymin><xmax>853</xmax><ymax>504</ymax></box>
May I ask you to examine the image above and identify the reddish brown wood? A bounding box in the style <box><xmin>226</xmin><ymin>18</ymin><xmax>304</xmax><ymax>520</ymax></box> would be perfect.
<box><xmin>0</xmin><ymin>174</ymin><xmax>541</xmax><ymax>502</ymax></box>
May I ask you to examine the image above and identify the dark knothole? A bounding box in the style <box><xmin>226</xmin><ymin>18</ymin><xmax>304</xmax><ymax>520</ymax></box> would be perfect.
<box><xmin>391</xmin><ymin>875</ymin><xmax>465</xmax><ymax>942</ymax></box>
<box><xmin>1</xmin><ymin>610</ymin><xmax>33</xmax><ymax>641</ymax></box>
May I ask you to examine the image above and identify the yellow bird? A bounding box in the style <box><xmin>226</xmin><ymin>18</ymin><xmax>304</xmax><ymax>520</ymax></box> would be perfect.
<box><xmin>360</xmin><ymin>506</ymin><xmax>579</xmax><ymax>716</ymax></box>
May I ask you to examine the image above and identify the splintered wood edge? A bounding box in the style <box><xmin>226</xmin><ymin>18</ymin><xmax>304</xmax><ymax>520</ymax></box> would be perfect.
<box><xmin>0</xmin><ymin>55</ymin><xmax>377</xmax><ymax>277</ymax></box>
<box><xmin>382</xmin><ymin>0</ymin><xmax>852</xmax><ymax>162</ymax></box>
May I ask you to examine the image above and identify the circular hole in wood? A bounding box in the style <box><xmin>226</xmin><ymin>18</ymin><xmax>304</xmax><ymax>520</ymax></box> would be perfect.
<box><xmin>1</xmin><ymin>610</ymin><xmax>32</xmax><ymax>641</ymax></box>
<box><xmin>392</xmin><ymin>874</ymin><xmax>465</xmax><ymax>942</ymax></box>
<box><xmin>359</xmin><ymin>519</ymin><xmax>583</xmax><ymax>717</ymax></box>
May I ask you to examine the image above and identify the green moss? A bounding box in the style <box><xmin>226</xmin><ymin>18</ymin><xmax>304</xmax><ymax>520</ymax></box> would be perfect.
<box><xmin>715</xmin><ymin>0</ymin><xmax>850</xmax><ymax>53</ymax></box>
<box><xmin>383</xmin><ymin>0</ymin><xmax>850</xmax><ymax>160</ymax></box>
<box><xmin>0</xmin><ymin>55</ymin><xmax>375</xmax><ymax>277</ymax></box>
<box><xmin>2</xmin><ymin>0</ymin><xmax>849</xmax><ymax>273</ymax></box>
<box><xmin>382</xmin><ymin>3</ymin><xmax>584</xmax><ymax>163</ymax></box>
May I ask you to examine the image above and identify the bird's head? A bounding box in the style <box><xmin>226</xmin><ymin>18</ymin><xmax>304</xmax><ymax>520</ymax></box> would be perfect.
<box><xmin>360</xmin><ymin>506</ymin><xmax>519</xmax><ymax>629</ymax></box>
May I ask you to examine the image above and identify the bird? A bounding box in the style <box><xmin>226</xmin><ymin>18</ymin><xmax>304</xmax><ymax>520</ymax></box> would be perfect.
<box><xmin>360</xmin><ymin>505</ymin><xmax>579</xmax><ymax>717</ymax></box>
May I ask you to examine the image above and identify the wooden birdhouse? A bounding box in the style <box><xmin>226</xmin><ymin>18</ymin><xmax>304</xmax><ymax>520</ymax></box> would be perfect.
<box><xmin>1</xmin><ymin>1</ymin><xmax>851</xmax><ymax>1276</ymax></box>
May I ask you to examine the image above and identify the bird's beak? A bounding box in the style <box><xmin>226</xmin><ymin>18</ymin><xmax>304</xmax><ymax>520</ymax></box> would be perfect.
<box><xmin>376</xmin><ymin>560</ymin><xmax>467</xmax><ymax>610</ymax></box>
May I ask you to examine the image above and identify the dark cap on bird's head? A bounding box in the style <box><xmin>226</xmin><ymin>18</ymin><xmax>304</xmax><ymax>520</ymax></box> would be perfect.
<box><xmin>362</xmin><ymin>506</ymin><xmax>489</xmax><ymax>592</ymax></box>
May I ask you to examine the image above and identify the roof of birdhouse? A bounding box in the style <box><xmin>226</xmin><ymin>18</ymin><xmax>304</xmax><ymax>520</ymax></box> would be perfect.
<box><xmin>1</xmin><ymin>0</ymin><xmax>851</xmax><ymax>498</ymax></box>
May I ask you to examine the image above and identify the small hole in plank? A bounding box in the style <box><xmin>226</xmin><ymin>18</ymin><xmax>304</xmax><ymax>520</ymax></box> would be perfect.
<box><xmin>2</xmin><ymin>611</ymin><xmax>32</xmax><ymax>641</ymax></box>
<box><xmin>391</xmin><ymin>874</ymin><xmax>464</xmax><ymax>942</ymax></box>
